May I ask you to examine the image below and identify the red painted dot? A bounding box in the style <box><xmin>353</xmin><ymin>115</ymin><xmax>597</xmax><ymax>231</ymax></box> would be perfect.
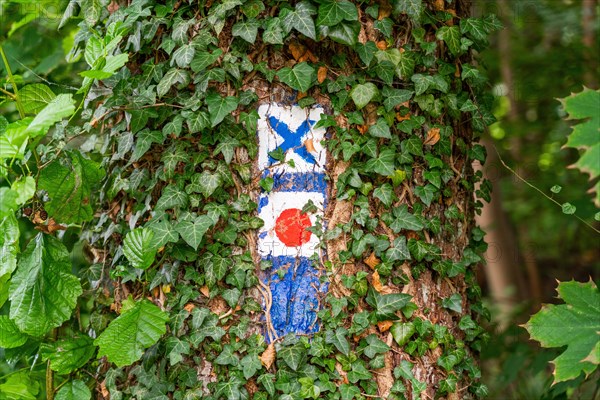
<box><xmin>275</xmin><ymin>208</ymin><xmax>312</xmax><ymax>247</ymax></box>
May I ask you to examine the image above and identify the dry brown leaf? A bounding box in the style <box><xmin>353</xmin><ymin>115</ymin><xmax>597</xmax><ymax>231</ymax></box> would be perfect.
<box><xmin>395</xmin><ymin>112</ymin><xmax>411</xmax><ymax>122</ymax></box>
<box><xmin>378</xmin><ymin>0</ymin><xmax>392</xmax><ymax>19</ymax></box>
<box><xmin>200</xmin><ymin>285</ymin><xmax>210</xmax><ymax>297</ymax></box>
<box><xmin>296</xmin><ymin>91</ymin><xmax>308</xmax><ymax>100</ymax></box>
<box><xmin>433</xmin><ymin>0</ymin><xmax>445</xmax><ymax>10</ymax></box>
<box><xmin>424</xmin><ymin>127</ymin><xmax>441</xmax><ymax>146</ymax></box>
<box><xmin>288</xmin><ymin>41</ymin><xmax>306</xmax><ymax>61</ymax></box>
<box><xmin>100</xmin><ymin>380</ymin><xmax>109</xmax><ymax>398</ymax></box>
<box><xmin>304</xmin><ymin>138</ymin><xmax>316</xmax><ymax>153</ymax></box>
<box><xmin>376</xmin><ymin>40</ymin><xmax>387</xmax><ymax>50</ymax></box>
<box><xmin>356</xmin><ymin>124</ymin><xmax>369</xmax><ymax>135</ymax></box>
<box><xmin>377</xmin><ymin>320</ymin><xmax>393</xmax><ymax>332</ymax></box>
<box><xmin>372</xmin><ymin>270</ymin><xmax>384</xmax><ymax>292</ymax></box>
<box><xmin>364</xmin><ymin>252</ymin><xmax>380</xmax><ymax>269</ymax></box>
<box><xmin>184</xmin><ymin>303</ymin><xmax>196</xmax><ymax>313</ymax></box>
<box><xmin>259</xmin><ymin>343</ymin><xmax>276</xmax><ymax>369</ymax></box>
<box><xmin>455</xmin><ymin>63</ymin><xmax>461</xmax><ymax>78</ymax></box>
<box><xmin>317</xmin><ymin>66</ymin><xmax>327</xmax><ymax>83</ymax></box>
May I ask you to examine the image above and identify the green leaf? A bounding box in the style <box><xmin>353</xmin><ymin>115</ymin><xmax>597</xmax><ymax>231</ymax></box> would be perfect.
<box><xmin>351</xmin><ymin>83</ymin><xmax>378</xmax><ymax>109</ymax></box>
<box><xmin>524</xmin><ymin>280</ymin><xmax>600</xmax><ymax>383</ymax></box>
<box><xmin>123</xmin><ymin>228</ymin><xmax>157</xmax><ymax>269</ymax></box>
<box><xmin>355</xmin><ymin>41</ymin><xmax>377</xmax><ymax>66</ymax></box>
<box><xmin>325</xmin><ymin>20</ymin><xmax>360</xmax><ymax>46</ymax></box>
<box><xmin>0</xmin><ymin>188</ymin><xmax>19</xmax><ymax>219</ymax></box>
<box><xmin>38</xmin><ymin>151</ymin><xmax>105</xmax><ymax>224</ymax></box>
<box><xmin>172</xmin><ymin>44</ymin><xmax>195</xmax><ymax>68</ymax></box>
<box><xmin>263</xmin><ymin>17</ymin><xmax>285</xmax><ymax>44</ymax></box>
<box><xmin>385</xmin><ymin>236</ymin><xmax>411</xmax><ymax>262</ymax></box>
<box><xmin>258</xmin><ymin>374</ymin><xmax>275</xmax><ymax>396</ymax></box>
<box><xmin>442</xmin><ymin>293</ymin><xmax>463</xmax><ymax>313</ymax></box>
<box><xmin>11</xmin><ymin>176</ymin><xmax>35</xmax><ymax>205</ymax></box>
<box><xmin>155</xmin><ymin>185</ymin><xmax>189</xmax><ymax>211</ymax></box>
<box><xmin>561</xmin><ymin>88</ymin><xmax>600</xmax><ymax>206</ymax></box>
<box><xmin>190</xmin><ymin>49</ymin><xmax>223</xmax><ymax>72</ymax></box>
<box><xmin>240</xmin><ymin>353</ymin><xmax>262</xmax><ymax>379</ymax></box>
<box><xmin>278</xmin><ymin>342</ymin><xmax>307</xmax><ymax>371</ymax></box>
<box><xmin>373</xmin><ymin>183</ymin><xmax>396</xmax><ymax>207</ymax></box>
<box><xmin>317</xmin><ymin>0</ymin><xmax>357</xmax><ymax>26</ymax></box>
<box><xmin>436</xmin><ymin>26</ymin><xmax>462</xmax><ymax>57</ymax></box>
<box><xmin>95</xmin><ymin>299</ymin><xmax>168</xmax><ymax>367</ymax></box>
<box><xmin>277</xmin><ymin>62</ymin><xmax>315</xmax><ymax>93</ymax></box>
<box><xmin>364</xmin><ymin>334</ymin><xmax>390</xmax><ymax>358</ymax></box>
<box><xmin>206</xmin><ymin>93</ymin><xmax>239</xmax><ymax>127</ymax></box>
<box><xmin>366</xmin><ymin>287</ymin><xmax>412</xmax><ymax>320</ymax></box>
<box><xmin>0</xmin><ymin>372</ymin><xmax>38</xmax><ymax>400</ymax></box>
<box><xmin>0</xmin><ymin>214</ymin><xmax>19</xmax><ymax>277</ymax></box>
<box><xmin>391</xmin><ymin>322</ymin><xmax>415</xmax><ymax>346</ymax></box>
<box><xmin>414</xmin><ymin>184</ymin><xmax>438</xmax><ymax>207</ymax></box>
<box><xmin>232</xmin><ymin>19</ymin><xmax>260</xmax><ymax>43</ymax></box>
<box><xmin>9</xmin><ymin>233</ymin><xmax>82</xmax><ymax>336</ymax></box>
<box><xmin>561</xmin><ymin>202</ymin><xmax>576</xmax><ymax>215</ymax></box>
<box><xmin>283</xmin><ymin>1</ymin><xmax>317</xmax><ymax>40</ymax></box>
<box><xmin>213</xmin><ymin>136</ymin><xmax>240</xmax><ymax>164</ymax></box>
<box><xmin>393</xmin><ymin>0</ymin><xmax>423</xmax><ymax>23</ymax></box>
<box><xmin>39</xmin><ymin>336</ymin><xmax>96</xmax><ymax>375</ymax></box>
<box><xmin>157</xmin><ymin>68</ymin><xmax>189</xmax><ymax>97</ymax></box>
<box><xmin>55</xmin><ymin>380</ymin><xmax>91</xmax><ymax>400</ymax></box>
<box><xmin>365</xmin><ymin>148</ymin><xmax>396</xmax><ymax>176</ymax></box>
<box><xmin>382</xmin><ymin>87</ymin><xmax>413</xmax><ymax>112</ymax></box>
<box><xmin>0</xmin><ymin>315</ymin><xmax>27</xmax><ymax>348</ymax></box>
<box><xmin>368</xmin><ymin>118</ymin><xmax>391</xmax><ymax>139</ymax></box>
<box><xmin>176</xmin><ymin>215</ymin><xmax>214</xmax><ymax>250</ymax></box>
<box><xmin>390</xmin><ymin>204</ymin><xmax>424</xmax><ymax>232</ymax></box>
<box><xmin>26</xmin><ymin>94</ymin><xmax>75</xmax><ymax>137</ymax></box>
<box><xmin>20</xmin><ymin>84</ymin><xmax>56</xmax><ymax>114</ymax></box>
<box><xmin>326</xmin><ymin>327</ymin><xmax>350</xmax><ymax>355</ymax></box>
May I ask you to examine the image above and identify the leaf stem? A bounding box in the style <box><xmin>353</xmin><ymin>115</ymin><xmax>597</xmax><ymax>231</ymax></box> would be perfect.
<box><xmin>493</xmin><ymin>145</ymin><xmax>600</xmax><ymax>234</ymax></box>
<box><xmin>0</xmin><ymin>46</ymin><xmax>26</xmax><ymax>118</ymax></box>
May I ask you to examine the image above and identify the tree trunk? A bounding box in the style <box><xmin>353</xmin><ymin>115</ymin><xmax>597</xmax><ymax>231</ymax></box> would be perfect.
<box><xmin>80</xmin><ymin>1</ymin><xmax>492</xmax><ymax>399</ymax></box>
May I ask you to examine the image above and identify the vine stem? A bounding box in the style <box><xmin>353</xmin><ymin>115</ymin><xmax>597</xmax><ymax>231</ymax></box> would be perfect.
<box><xmin>0</xmin><ymin>46</ymin><xmax>25</xmax><ymax>118</ymax></box>
<box><xmin>493</xmin><ymin>145</ymin><xmax>600</xmax><ymax>234</ymax></box>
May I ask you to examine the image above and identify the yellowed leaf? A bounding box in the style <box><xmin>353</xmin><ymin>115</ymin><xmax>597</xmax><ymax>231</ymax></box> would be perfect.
<box><xmin>372</xmin><ymin>270</ymin><xmax>384</xmax><ymax>292</ymax></box>
<box><xmin>184</xmin><ymin>303</ymin><xmax>196</xmax><ymax>313</ymax></box>
<box><xmin>377</xmin><ymin>320</ymin><xmax>393</xmax><ymax>332</ymax></box>
<box><xmin>364</xmin><ymin>252</ymin><xmax>380</xmax><ymax>269</ymax></box>
<box><xmin>317</xmin><ymin>66</ymin><xmax>327</xmax><ymax>84</ymax></box>
<box><xmin>200</xmin><ymin>285</ymin><xmax>210</xmax><ymax>297</ymax></box>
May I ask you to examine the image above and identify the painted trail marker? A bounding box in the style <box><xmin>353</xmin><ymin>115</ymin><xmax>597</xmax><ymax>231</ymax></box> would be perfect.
<box><xmin>257</xmin><ymin>104</ymin><xmax>328</xmax><ymax>338</ymax></box>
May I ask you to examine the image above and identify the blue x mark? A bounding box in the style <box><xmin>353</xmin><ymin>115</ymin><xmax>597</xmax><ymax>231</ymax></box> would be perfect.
<box><xmin>268</xmin><ymin>116</ymin><xmax>317</xmax><ymax>166</ymax></box>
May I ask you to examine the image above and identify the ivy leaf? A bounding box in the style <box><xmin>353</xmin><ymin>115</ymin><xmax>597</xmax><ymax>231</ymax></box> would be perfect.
<box><xmin>382</xmin><ymin>87</ymin><xmax>413</xmax><ymax>112</ymax></box>
<box><xmin>155</xmin><ymin>185</ymin><xmax>189</xmax><ymax>211</ymax></box>
<box><xmin>240</xmin><ymin>354</ymin><xmax>262</xmax><ymax>379</ymax></box>
<box><xmin>390</xmin><ymin>204</ymin><xmax>424</xmax><ymax>232</ymax></box>
<box><xmin>123</xmin><ymin>228</ymin><xmax>157</xmax><ymax>270</ymax></box>
<box><xmin>373</xmin><ymin>183</ymin><xmax>396</xmax><ymax>207</ymax></box>
<box><xmin>213</xmin><ymin>136</ymin><xmax>240</xmax><ymax>164</ymax></box>
<box><xmin>560</xmin><ymin>88</ymin><xmax>600</xmax><ymax>206</ymax></box>
<box><xmin>55</xmin><ymin>380</ymin><xmax>91</xmax><ymax>400</ymax></box>
<box><xmin>351</xmin><ymin>82</ymin><xmax>378</xmax><ymax>109</ymax></box>
<box><xmin>263</xmin><ymin>17</ymin><xmax>285</xmax><ymax>44</ymax></box>
<box><xmin>26</xmin><ymin>94</ymin><xmax>75</xmax><ymax>137</ymax></box>
<box><xmin>364</xmin><ymin>334</ymin><xmax>390</xmax><ymax>358</ymax></box>
<box><xmin>95</xmin><ymin>299</ymin><xmax>168</xmax><ymax>367</ymax></box>
<box><xmin>277</xmin><ymin>62</ymin><xmax>315</xmax><ymax>93</ymax></box>
<box><xmin>232</xmin><ymin>19</ymin><xmax>260</xmax><ymax>44</ymax></box>
<box><xmin>157</xmin><ymin>68</ymin><xmax>189</xmax><ymax>97</ymax></box>
<box><xmin>278</xmin><ymin>342</ymin><xmax>307</xmax><ymax>371</ymax></box>
<box><xmin>366</xmin><ymin>287</ymin><xmax>412</xmax><ymax>320</ymax></box>
<box><xmin>0</xmin><ymin>315</ymin><xmax>27</xmax><ymax>348</ymax></box>
<box><xmin>317</xmin><ymin>0</ymin><xmax>357</xmax><ymax>26</ymax></box>
<box><xmin>20</xmin><ymin>84</ymin><xmax>56</xmax><ymax>114</ymax></box>
<box><xmin>368</xmin><ymin>118</ymin><xmax>391</xmax><ymax>139</ymax></box>
<box><xmin>39</xmin><ymin>336</ymin><xmax>96</xmax><ymax>375</ymax></box>
<box><xmin>258</xmin><ymin>374</ymin><xmax>275</xmax><ymax>396</ymax></box>
<box><xmin>0</xmin><ymin>214</ymin><xmax>19</xmax><ymax>278</ymax></box>
<box><xmin>190</xmin><ymin>49</ymin><xmax>223</xmax><ymax>72</ymax></box>
<box><xmin>326</xmin><ymin>327</ymin><xmax>350</xmax><ymax>355</ymax></box>
<box><xmin>206</xmin><ymin>93</ymin><xmax>239</xmax><ymax>127</ymax></box>
<box><xmin>385</xmin><ymin>236</ymin><xmax>411</xmax><ymax>262</ymax></box>
<box><xmin>441</xmin><ymin>293</ymin><xmax>463</xmax><ymax>313</ymax></box>
<box><xmin>216</xmin><ymin>376</ymin><xmax>244</xmax><ymax>400</ymax></box>
<box><xmin>324</xmin><ymin>20</ymin><xmax>360</xmax><ymax>46</ymax></box>
<box><xmin>392</xmin><ymin>0</ymin><xmax>423</xmax><ymax>23</ymax></box>
<box><xmin>414</xmin><ymin>184</ymin><xmax>438</xmax><ymax>207</ymax></box>
<box><xmin>436</xmin><ymin>26</ymin><xmax>462</xmax><ymax>57</ymax></box>
<box><xmin>524</xmin><ymin>280</ymin><xmax>600</xmax><ymax>383</ymax></box>
<box><xmin>9</xmin><ymin>233</ymin><xmax>82</xmax><ymax>336</ymax></box>
<box><xmin>283</xmin><ymin>1</ymin><xmax>317</xmax><ymax>40</ymax></box>
<box><xmin>365</xmin><ymin>148</ymin><xmax>396</xmax><ymax>176</ymax></box>
<box><xmin>38</xmin><ymin>151</ymin><xmax>105</xmax><ymax>224</ymax></box>
<box><xmin>354</xmin><ymin>41</ymin><xmax>377</xmax><ymax>66</ymax></box>
<box><xmin>172</xmin><ymin>44</ymin><xmax>196</xmax><ymax>68</ymax></box>
<box><xmin>176</xmin><ymin>215</ymin><xmax>214</xmax><ymax>250</ymax></box>
<box><xmin>391</xmin><ymin>322</ymin><xmax>415</xmax><ymax>346</ymax></box>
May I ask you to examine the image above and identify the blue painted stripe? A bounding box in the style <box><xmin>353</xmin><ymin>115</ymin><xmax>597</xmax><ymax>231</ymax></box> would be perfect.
<box><xmin>262</xmin><ymin>170</ymin><xmax>327</xmax><ymax>193</ymax></box>
<box><xmin>264</xmin><ymin>255</ymin><xmax>327</xmax><ymax>338</ymax></box>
